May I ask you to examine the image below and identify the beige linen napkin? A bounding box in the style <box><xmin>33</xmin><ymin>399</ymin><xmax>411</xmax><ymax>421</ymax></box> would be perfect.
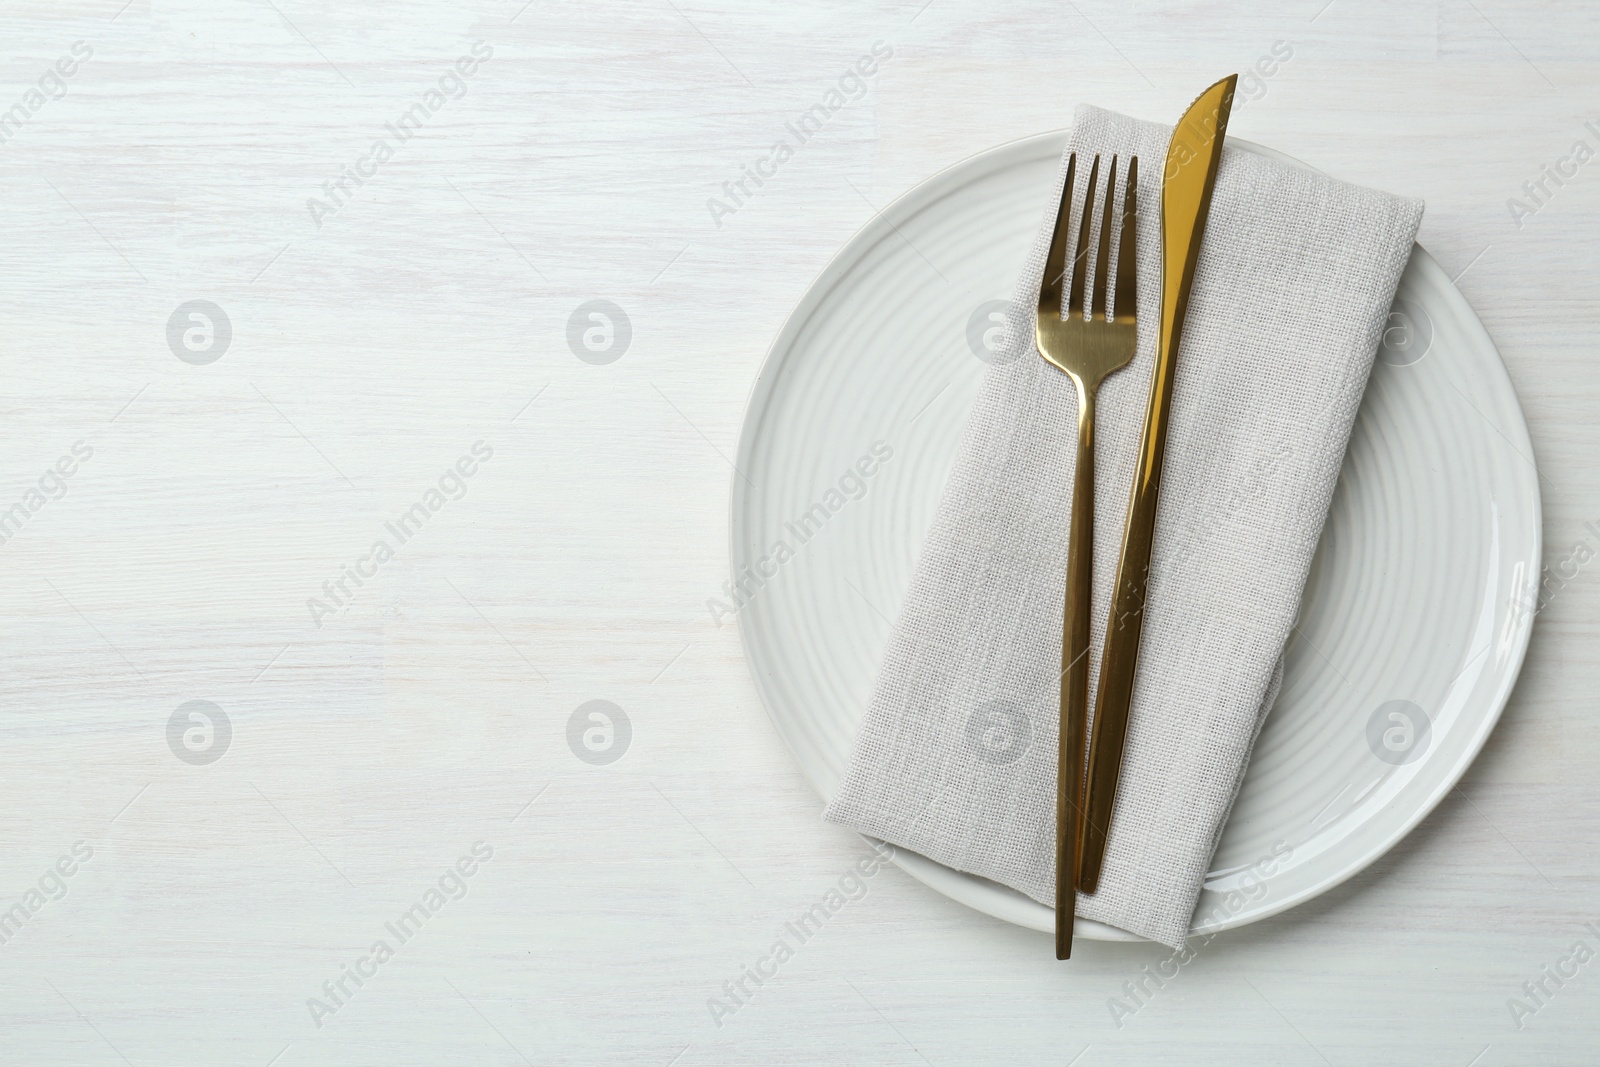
<box><xmin>822</xmin><ymin>104</ymin><xmax>1423</xmax><ymax>949</ymax></box>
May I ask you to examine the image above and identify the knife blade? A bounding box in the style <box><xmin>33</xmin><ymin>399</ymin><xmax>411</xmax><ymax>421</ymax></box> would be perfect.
<box><xmin>1077</xmin><ymin>74</ymin><xmax>1238</xmax><ymax>893</ymax></box>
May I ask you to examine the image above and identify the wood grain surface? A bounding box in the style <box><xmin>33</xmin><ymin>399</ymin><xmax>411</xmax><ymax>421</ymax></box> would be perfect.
<box><xmin>0</xmin><ymin>1</ymin><xmax>1596</xmax><ymax>1064</ymax></box>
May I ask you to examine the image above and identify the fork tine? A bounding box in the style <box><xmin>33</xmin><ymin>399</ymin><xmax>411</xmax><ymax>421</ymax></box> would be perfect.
<box><xmin>1038</xmin><ymin>153</ymin><xmax>1076</xmax><ymax>315</ymax></box>
<box><xmin>1114</xmin><ymin>156</ymin><xmax>1138</xmax><ymax>321</ymax></box>
<box><xmin>1091</xmin><ymin>156</ymin><xmax>1118</xmax><ymax>319</ymax></box>
<box><xmin>1067</xmin><ymin>155</ymin><xmax>1099</xmax><ymax>317</ymax></box>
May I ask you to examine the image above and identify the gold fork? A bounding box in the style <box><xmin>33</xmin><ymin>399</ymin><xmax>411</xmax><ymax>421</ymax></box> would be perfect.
<box><xmin>1034</xmin><ymin>152</ymin><xmax>1139</xmax><ymax>960</ymax></box>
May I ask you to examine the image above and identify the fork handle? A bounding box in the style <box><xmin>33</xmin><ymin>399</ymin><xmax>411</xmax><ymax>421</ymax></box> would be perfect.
<box><xmin>1055</xmin><ymin>378</ymin><xmax>1095</xmax><ymax>960</ymax></box>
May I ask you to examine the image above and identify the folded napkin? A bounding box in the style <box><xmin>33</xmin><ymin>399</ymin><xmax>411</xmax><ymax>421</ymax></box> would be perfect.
<box><xmin>822</xmin><ymin>104</ymin><xmax>1423</xmax><ymax>948</ymax></box>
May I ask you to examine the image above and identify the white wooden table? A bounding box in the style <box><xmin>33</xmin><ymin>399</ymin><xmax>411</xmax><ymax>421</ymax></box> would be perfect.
<box><xmin>2</xmin><ymin>2</ymin><xmax>1596</xmax><ymax>1064</ymax></box>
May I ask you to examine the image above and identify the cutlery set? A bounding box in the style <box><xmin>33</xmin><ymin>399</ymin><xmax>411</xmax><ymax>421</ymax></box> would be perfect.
<box><xmin>1039</xmin><ymin>75</ymin><xmax>1237</xmax><ymax>958</ymax></box>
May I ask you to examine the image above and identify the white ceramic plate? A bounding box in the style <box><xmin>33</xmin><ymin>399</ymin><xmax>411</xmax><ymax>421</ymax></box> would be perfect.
<box><xmin>730</xmin><ymin>132</ymin><xmax>1540</xmax><ymax>941</ymax></box>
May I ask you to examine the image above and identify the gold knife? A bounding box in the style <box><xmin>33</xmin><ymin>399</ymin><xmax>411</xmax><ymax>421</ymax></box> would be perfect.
<box><xmin>1077</xmin><ymin>75</ymin><xmax>1238</xmax><ymax>893</ymax></box>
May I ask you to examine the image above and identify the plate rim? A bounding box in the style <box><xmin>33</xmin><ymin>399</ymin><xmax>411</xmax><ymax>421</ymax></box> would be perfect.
<box><xmin>729</xmin><ymin>127</ymin><xmax>1542</xmax><ymax>942</ymax></box>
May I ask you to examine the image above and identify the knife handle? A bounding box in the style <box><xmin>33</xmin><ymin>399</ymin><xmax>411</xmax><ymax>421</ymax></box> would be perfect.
<box><xmin>1076</xmin><ymin>361</ymin><xmax>1174</xmax><ymax>894</ymax></box>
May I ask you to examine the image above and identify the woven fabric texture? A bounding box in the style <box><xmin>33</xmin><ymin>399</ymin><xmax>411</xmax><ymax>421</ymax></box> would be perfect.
<box><xmin>821</xmin><ymin>105</ymin><xmax>1424</xmax><ymax>949</ymax></box>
